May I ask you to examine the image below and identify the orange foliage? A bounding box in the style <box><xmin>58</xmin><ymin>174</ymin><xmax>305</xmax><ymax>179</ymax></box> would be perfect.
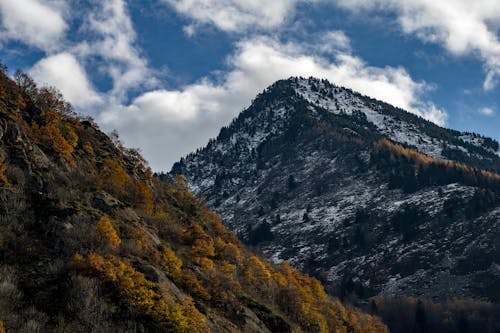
<box><xmin>374</xmin><ymin>138</ymin><xmax>500</xmax><ymax>186</ymax></box>
<box><xmin>96</xmin><ymin>216</ymin><xmax>121</xmax><ymax>250</ymax></box>
<box><xmin>30</xmin><ymin>110</ymin><xmax>78</xmax><ymax>161</ymax></box>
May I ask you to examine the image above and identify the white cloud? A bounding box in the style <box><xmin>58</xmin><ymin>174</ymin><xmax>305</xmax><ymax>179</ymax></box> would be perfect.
<box><xmin>479</xmin><ymin>107</ymin><xmax>495</xmax><ymax>116</ymax></box>
<box><xmin>73</xmin><ymin>0</ymin><xmax>154</xmax><ymax>101</ymax></box>
<box><xmin>29</xmin><ymin>52</ymin><xmax>102</xmax><ymax>109</ymax></box>
<box><xmin>183</xmin><ymin>24</ymin><xmax>196</xmax><ymax>37</ymax></box>
<box><xmin>163</xmin><ymin>0</ymin><xmax>302</xmax><ymax>32</ymax></box>
<box><xmin>317</xmin><ymin>31</ymin><xmax>351</xmax><ymax>55</ymax></box>
<box><xmin>2</xmin><ymin>0</ymin><xmax>450</xmax><ymax>172</ymax></box>
<box><xmin>333</xmin><ymin>0</ymin><xmax>500</xmax><ymax>90</ymax></box>
<box><xmin>10</xmin><ymin>0</ymin><xmax>152</xmax><ymax>110</ymax></box>
<box><xmin>0</xmin><ymin>0</ymin><xmax>67</xmax><ymax>51</ymax></box>
<box><xmin>99</xmin><ymin>35</ymin><xmax>446</xmax><ymax>170</ymax></box>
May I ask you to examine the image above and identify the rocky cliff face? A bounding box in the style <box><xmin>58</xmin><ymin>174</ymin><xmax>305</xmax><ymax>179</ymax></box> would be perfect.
<box><xmin>172</xmin><ymin>77</ymin><xmax>500</xmax><ymax>302</ymax></box>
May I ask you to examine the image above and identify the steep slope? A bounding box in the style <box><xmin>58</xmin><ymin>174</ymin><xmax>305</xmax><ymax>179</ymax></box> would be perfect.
<box><xmin>0</xmin><ymin>68</ymin><xmax>387</xmax><ymax>332</ymax></box>
<box><xmin>172</xmin><ymin>77</ymin><xmax>500</xmax><ymax>303</ymax></box>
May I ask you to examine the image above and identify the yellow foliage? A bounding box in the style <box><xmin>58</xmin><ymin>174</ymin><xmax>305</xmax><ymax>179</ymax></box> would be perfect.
<box><xmin>98</xmin><ymin>159</ymin><xmax>154</xmax><ymax>213</ymax></box>
<box><xmin>168</xmin><ymin>175</ymin><xmax>199</xmax><ymax>211</ymax></box>
<box><xmin>220</xmin><ymin>260</ymin><xmax>236</xmax><ymax>278</ymax></box>
<box><xmin>99</xmin><ymin>159</ymin><xmax>130</xmax><ymax>193</ymax></box>
<box><xmin>72</xmin><ymin>254</ymin><xmax>163</xmax><ymax>318</ymax></box>
<box><xmin>82</xmin><ymin>142</ymin><xmax>94</xmax><ymax>155</ymax></box>
<box><xmin>173</xmin><ymin>174</ymin><xmax>188</xmax><ymax>191</ymax></box>
<box><xmin>72</xmin><ymin>253</ymin><xmax>209</xmax><ymax>332</ymax></box>
<box><xmin>0</xmin><ymin>160</ymin><xmax>9</xmax><ymax>187</ymax></box>
<box><xmin>96</xmin><ymin>216</ymin><xmax>121</xmax><ymax>250</ymax></box>
<box><xmin>62</xmin><ymin>124</ymin><xmax>78</xmax><ymax>148</ymax></box>
<box><xmin>170</xmin><ymin>297</ymin><xmax>209</xmax><ymax>333</ymax></box>
<box><xmin>300</xmin><ymin>309</ymin><xmax>329</xmax><ymax>333</ymax></box>
<box><xmin>161</xmin><ymin>246</ymin><xmax>183</xmax><ymax>278</ymax></box>
<box><xmin>244</xmin><ymin>256</ymin><xmax>272</xmax><ymax>291</ymax></box>
<box><xmin>0</xmin><ymin>86</ymin><xmax>6</xmax><ymax>101</ymax></box>
<box><xmin>183</xmin><ymin>224</ymin><xmax>215</xmax><ymax>267</ymax></box>
<box><xmin>180</xmin><ymin>269</ymin><xmax>211</xmax><ymax>301</ymax></box>
<box><xmin>128</xmin><ymin>180</ymin><xmax>154</xmax><ymax>214</ymax></box>
<box><xmin>218</xmin><ymin>260</ymin><xmax>240</xmax><ymax>291</ymax></box>
<box><xmin>130</xmin><ymin>228</ymin><xmax>157</xmax><ymax>258</ymax></box>
<box><xmin>215</xmin><ymin>237</ymin><xmax>241</xmax><ymax>264</ymax></box>
<box><xmin>29</xmin><ymin>109</ymin><xmax>78</xmax><ymax>163</ymax></box>
<box><xmin>15</xmin><ymin>96</ymin><xmax>26</xmax><ymax>111</ymax></box>
<box><xmin>199</xmin><ymin>257</ymin><xmax>214</xmax><ymax>270</ymax></box>
<box><xmin>191</xmin><ymin>237</ymin><xmax>215</xmax><ymax>260</ymax></box>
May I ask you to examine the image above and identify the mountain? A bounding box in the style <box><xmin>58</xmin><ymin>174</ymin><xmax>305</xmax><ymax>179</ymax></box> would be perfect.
<box><xmin>0</xmin><ymin>68</ymin><xmax>388</xmax><ymax>332</ymax></box>
<box><xmin>171</xmin><ymin>77</ymin><xmax>500</xmax><ymax>304</ymax></box>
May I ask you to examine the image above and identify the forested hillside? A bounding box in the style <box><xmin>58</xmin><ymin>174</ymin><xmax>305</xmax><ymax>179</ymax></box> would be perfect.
<box><xmin>0</xmin><ymin>66</ymin><xmax>387</xmax><ymax>332</ymax></box>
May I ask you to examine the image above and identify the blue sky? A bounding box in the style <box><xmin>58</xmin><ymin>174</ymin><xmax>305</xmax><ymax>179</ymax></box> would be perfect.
<box><xmin>0</xmin><ymin>0</ymin><xmax>499</xmax><ymax>170</ymax></box>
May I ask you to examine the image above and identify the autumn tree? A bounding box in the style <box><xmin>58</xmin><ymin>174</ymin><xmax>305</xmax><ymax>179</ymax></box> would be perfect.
<box><xmin>183</xmin><ymin>224</ymin><xmax>215</xmax><ymax>269</ymax></box>
<box><xmin>161</xmin><ymin>246</ymin><xmax>182</xmax><ymax>279</ymax></box>
<box><xmin>96</xmin><ymin>216</ymin><xmax>121</xmax><ymax>250</ymax></box>
<box><xmin>0</xmin><ymin>160</ymin><xmax>9</xmax><ymax>187</ymax></box>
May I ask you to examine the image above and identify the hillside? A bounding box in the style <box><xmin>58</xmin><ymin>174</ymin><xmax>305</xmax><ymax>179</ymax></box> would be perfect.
<box><xmin>0</xmin><ymin>67</ymin><xmax>388</xmax><ymax>332</ymax></box>
<box><xmin>172</xmin><ymin>77</ymin><xmax>500</xmax><ymax>304</ymax></box>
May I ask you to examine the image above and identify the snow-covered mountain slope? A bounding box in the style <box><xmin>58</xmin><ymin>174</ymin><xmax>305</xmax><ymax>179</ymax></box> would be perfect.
<box><xmin>293</xmin><ymin>78</ymin><xmax>500</xmax><ymax>163</ymax></box>
<box><xmin>171</xmin><ymin>77</ymin><xmax>500</xmax><ymax>302</ymax></box>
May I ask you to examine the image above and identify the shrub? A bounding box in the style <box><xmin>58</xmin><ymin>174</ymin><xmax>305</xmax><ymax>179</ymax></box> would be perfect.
<box><xmin>0</xmin><ymin>160</ymin><xmax>9</xmax><ymax>187</ymax></box>
<box><xmin>96</xmin><ymin>216</ymin><xmax>121</xmax><ymax>250</ymax></box>
<box><xmin>29</xmin><ymin>110</ymin><xmax>78</xmax><ymax>161</ymax></box>
<box><xmin>183</xmin><ymin>224</ymin><xmax>215</xmax><ymax>267</ymax></box>
<box><xmin>161</xmin><ymin>246</ymin><xmax>182</xmax><ymax>279</ymax></box>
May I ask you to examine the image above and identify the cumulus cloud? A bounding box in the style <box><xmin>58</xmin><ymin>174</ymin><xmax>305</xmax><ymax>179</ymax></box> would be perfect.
<box><xmin>99</xmin><ymin>35</ymin><xmax>446</xmax><ymax>170</ymax></box>
<box><xmin>74</xmin><ymin>0</ymin><xmax>154</xmax><ymax>101</ymax></box>
<box><xmin>2</xmin><ymin>0</ymin><xmax>450</xmax><ymax>172</ymax></box>
<box><xmin>333</xmin><ymin>0</ymin><xmax>500</xmax><ymax>90</ymax></box>
<box><xmin>162</xmin><ymin>0</ymin><xmax>303</xmax><ymax>32</ymax></box>
<box><xmin>317</xmin><ymin>31</ymin><xmax>352</xmax><ymax>55</ymax></box>
<box><xmin>29</xmin><ymin>52</ymin><xmax>102</xmax><ymax>109</ymax></box>
<box><xmin>0</xmin><ymin>0</ymin><xmax>67</xmax><ymax>51</ymax></box>
<box><xmin>25</xmin><ymin>0</ymin><xmax>152</xmax><ymax>109</ymax></box>
<box><xmin>479</xmin><ymin>107</ymin><xmax>495</xmax><ymax>116</ymax></box>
